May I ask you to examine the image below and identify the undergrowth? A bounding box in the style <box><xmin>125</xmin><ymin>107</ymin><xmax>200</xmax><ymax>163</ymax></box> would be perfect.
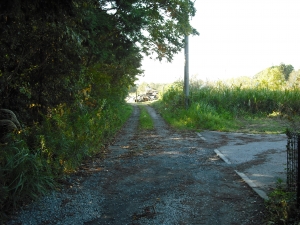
<box><xmin>153</xmin><ymin>81</ymin><xmax>297</xmax><ymax>133</ymax></box>
<box><xmin>265</xmin><ymin>179</ymin><xmax>300</xmax><ymax>225</ymax></box>
<box><xmin>0</xmin><ymin>100</ymin><xmax>133</xmax><ymax>222</ymax></box>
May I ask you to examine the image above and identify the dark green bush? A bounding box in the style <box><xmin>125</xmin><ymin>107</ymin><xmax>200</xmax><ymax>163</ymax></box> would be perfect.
<box><xmin>0</xmin><ymin>99</ymin><xmax>133</xmax><ymax>222</ymax></box>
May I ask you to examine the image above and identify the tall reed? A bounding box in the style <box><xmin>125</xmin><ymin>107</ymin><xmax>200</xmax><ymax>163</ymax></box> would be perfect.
<box><xmin>156</xmin><ymin>80</ymin><xmax>300</xmax><ymax>131</ymax></box>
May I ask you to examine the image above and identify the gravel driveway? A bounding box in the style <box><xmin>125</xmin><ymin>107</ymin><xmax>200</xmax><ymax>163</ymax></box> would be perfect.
<box><xmin>8</xmin><ymin>104</ymin><xmax>265</xmax><ymax>225</ymax></box>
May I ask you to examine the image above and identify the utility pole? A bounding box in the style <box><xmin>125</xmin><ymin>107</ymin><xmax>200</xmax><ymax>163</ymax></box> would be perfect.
<box><xmin>184</xmin><ymin>35</ymin><xmax>189</xmax><ymax>109</ymax></box>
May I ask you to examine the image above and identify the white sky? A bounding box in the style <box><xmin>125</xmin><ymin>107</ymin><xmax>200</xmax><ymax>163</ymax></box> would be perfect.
<box><xmin>138</xmin><ymin>0</ymin><xmax>300</xmax><ymax>84</ymax></box>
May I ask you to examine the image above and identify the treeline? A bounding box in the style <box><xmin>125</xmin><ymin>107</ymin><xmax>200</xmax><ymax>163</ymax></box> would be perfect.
<box><xmin>0</xmin><ymin>0</ymin><xmax>197</xmax><ymax>220</ymax></box>
<box><xmin>220</xmin><ymin>63</ymin><xmax>298</xmax><ymax>90</ymax></box>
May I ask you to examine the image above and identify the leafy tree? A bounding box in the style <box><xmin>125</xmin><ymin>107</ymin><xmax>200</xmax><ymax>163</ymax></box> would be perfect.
<box><xmin>0</xmin><ymin>0</ymin><xmax>85</xmax><ymax>122</ymax></box>
<box><xmin>287</xmin><ymin>69</ymin><xmax>300</xmax><ymax>88</ymax></box>
<box><xmin>77</xmin><ymin>0</ymin><xmax>198</xmax><ymax>106</ymax></box>
<box><xmin>100</xmin><ymin>0</ymin><xmax>198</xmax><ymax>61</ymax></box>
<box><xmin>279</xmin><ymin>63</ymin><xmax>294</xmax><ymax>81</ymax></box>
<box><xmin>254</xmin><ymin>67</ymin><xmax>286</xmax><ymax>90</ymax></box>
<box><xmin>0</xmin><ymin>0</ymin><xmax>198</xmax><ymax>124</ymax></box>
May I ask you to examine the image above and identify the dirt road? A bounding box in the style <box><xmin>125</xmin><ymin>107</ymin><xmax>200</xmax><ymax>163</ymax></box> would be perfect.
<box><xmin>8</xmin><ymin>104</ymin><xmax>265</xmax><ymax>225</ymax></box>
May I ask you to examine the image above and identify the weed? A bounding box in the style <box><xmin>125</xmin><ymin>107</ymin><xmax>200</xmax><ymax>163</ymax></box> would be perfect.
<box><xmin>265</xmin><ymin>179</ymin><xmax>300</xmax><ymax>225</ymax></box>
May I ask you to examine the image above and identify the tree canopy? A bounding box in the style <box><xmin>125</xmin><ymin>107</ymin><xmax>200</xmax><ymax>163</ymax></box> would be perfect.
<box><xmin>253</xmin><ymin>63</ymin><xmax>294</xmax><ymax>90</ymax></box>
<box><xmin>0</xmin><ymin>0</ymin><xmax>198</xmax><ymax>123</ymax></box>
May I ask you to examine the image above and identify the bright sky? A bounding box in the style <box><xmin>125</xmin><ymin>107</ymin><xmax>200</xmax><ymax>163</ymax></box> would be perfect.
<box><xmin>138</xmin><ymin>0</ymin><xmax>300</xmax><ymax>84</ymax></box>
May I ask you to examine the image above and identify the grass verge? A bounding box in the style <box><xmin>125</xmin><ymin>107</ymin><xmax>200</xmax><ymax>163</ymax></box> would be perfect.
<box><xmin>138</xmin><ymin>104</ymin><xmax>154</xmax><ymax>130</ymax></box>
<box><xmin>151</xmin><ymin>100</ymin><xmax>288</xmax><ymax>134</ymax></box>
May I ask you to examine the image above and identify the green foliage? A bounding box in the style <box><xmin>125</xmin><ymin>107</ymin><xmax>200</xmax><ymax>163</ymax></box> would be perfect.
<box><xmin>138</xmin><ymin>105</ymin><xmax>154</xmax><ymax>130</ymax></box>
<box><xmin>252</xmin><ymin>63</ymin><xmax>293</xmax><ymax>90</ymax></box>
<box><xmin>279</xmin><ymin>63</ymin><xmax>294</xmax><ymax>81</ymax></box>
<box><xmin>34</xmin><ymin>99</ymin><xmax>133</xmax><ymax>173</ymax></box>
<box><xmin>0</xmin><ymin>139</ymin><xmax>55</xmax><ymax>221</ymax></box>
<box><xmin>154</xmin><ymin>79</ymin><xmax>300</xmax><ymax>132</ymax></box>
<box><xmin>254</xmin><ymin>67</ymin><xmax>286</xmax><ymax>90</ymax></box>
<box><xmin>0</xmin><ymin>0</ymin><xmax>198</xmax><ymax>123</ymax></box>
<box><xmin>265</xmin><ymin>179</ymin><xmax>300</xmax><ymax>225</ymax></box>
<box><xmin>160</xmin><ymin>81</ymin><xmax>185</xmax><ymax>108</ymax></box>
<box><xmin>153</xmin><ymin>95</ymin><xmax>236</xmax><ymax>131</ymax></box>
<box><xmin>0</xmin><ymin>99</ymin><xmax>133</xmax><ymax>221</ymax></box>
<box><xmin>0</xmin><ymin>0</ymin><xmax>85</xmax><ymax>122</ymax></box>
<box><xmin>287</xmin><ymin>69</ymin><xmax>300</xmax><ymax>88</ymax></box>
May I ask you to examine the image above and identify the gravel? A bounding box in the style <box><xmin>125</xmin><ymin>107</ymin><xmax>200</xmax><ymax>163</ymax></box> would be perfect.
<box><xmin>7</xmin><ymin>104</ymin><xmax>265</xmax><ymax>225</ymax></box>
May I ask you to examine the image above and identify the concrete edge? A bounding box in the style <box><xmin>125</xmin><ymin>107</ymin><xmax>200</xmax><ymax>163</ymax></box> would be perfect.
<box><xmin>235</xmin><ymin>170</ymin><xmax>269</xmax><ymax>200</ymax></box>
<box><xmin>204</xmin><ymin>136</ymin><xmax>269</xmax><ymax>201</ymax></box>
<box><xmin>213</xmin><ymin>147</ymin><xmax>269</xmax><ymax>200</ymax></box>
<box><xmin>214</xmin><ymin>149</ymin><xmax>231</xmax><ymax>164</ymax></box>
<box><xmin>196</xmin><ymin>132</ymin><xmax>206</xmax><ymax>141</ymax></box>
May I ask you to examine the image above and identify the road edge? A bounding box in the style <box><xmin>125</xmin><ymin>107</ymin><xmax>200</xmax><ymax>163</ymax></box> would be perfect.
<box><xmin>213</xmin><ymin>149</ymin><xmax>269</xmax><ymax>200</ymax></box>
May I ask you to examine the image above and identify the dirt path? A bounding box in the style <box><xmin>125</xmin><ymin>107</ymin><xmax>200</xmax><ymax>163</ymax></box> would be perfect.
<box><xmin>8</xmin><ymin>104</ymin><xmax>265</xmax><ymax>225</ymax></box>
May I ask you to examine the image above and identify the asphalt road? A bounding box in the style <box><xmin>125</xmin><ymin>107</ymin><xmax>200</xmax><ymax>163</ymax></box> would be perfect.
<box><xmin>198</xmin><ymin>130</ymin><xmax>287</xmax><ymax>199</ymax></box>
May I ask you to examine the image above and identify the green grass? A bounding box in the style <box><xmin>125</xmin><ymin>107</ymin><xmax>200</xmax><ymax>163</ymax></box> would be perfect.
<box><xmin>152</xmin><ymin>101</ymin><xmax>237</xmax><ymax>131</ymax></box>
<box><xmin>152</xmin><ymin>81</ymin><xmax>299</xmax><ymax>134</ymax></box>
<box><xmin>138</xmin><ymin>104</ymin><xmax>154</xmax><ymax>130</ymax></box>
<box><xmin>232</xmin><ymin>116</ymin><xmax>288</xmax><ymax>134</ymax></box>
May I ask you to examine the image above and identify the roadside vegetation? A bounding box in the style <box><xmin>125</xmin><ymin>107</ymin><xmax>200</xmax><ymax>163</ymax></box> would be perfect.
<box><xmin>0</xmin><ymin>101</ymin><xmax>133</xmax><ymax>220</ymax></box>
<box><xmin>153</xmin><ymin>65</ymin><xmax>300</xmax><ymax>134</ymax></box>
<box><xmin>138</xmin><ymin>104</ymin><xmax>154</xmax><ymax>130</ymax></box>
<box><xmin>264</xmin><ymin>179</ymin><xmax>300</xmax><ymax>225</ymax></box>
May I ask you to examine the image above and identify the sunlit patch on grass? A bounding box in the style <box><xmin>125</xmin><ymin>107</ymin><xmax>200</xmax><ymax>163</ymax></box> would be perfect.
<box><xmin>268</xmin><ymin>111</ymin><xmax>281</xmax><ymax>117</ymax></box>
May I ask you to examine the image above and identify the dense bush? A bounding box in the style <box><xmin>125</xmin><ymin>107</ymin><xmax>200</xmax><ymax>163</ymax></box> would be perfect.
<box><xmin>0</xmin><ymin>99</ymin><xmax>132</xmax><ymax>221</ymax></box>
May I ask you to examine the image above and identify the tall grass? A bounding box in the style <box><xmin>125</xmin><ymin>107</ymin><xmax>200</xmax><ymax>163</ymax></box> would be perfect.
<box><xmin>154</xmin><ymin>80</ymin><xmax>300</xmax><ymax>131</ymax></box>
<box><xmin>0</xmin><ymin>99</ymin><xmax>133</xmax><ymax>221</ymax></box>
<box><xmin>0</xmin><ymin>139</ymin><xmax>55</xmax><ymax>220</ymax></box>
<box><xmin>190</xmin><ymin>84</ymin><xmax>300</xmax><ymax>117</ymax></box>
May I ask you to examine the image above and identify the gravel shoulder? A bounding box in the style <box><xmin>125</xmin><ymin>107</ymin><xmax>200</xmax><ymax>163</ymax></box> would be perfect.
<box><xmin>8</xmin><ymin>104</ymin><xmax>266</xmax><ymax>225</ymax></box>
